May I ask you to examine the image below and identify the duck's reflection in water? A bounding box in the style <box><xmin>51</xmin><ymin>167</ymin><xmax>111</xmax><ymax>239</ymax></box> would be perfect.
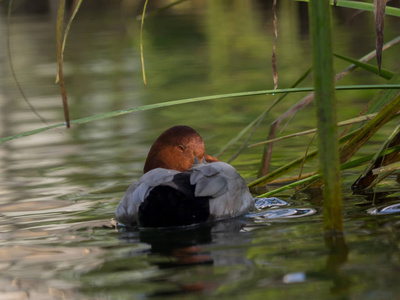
<box><xmin>111</xmin><ymin>198</ymin><xmax>317</xmax><ymax>297</ymax></box>
<box><xmin>116</xmin><ymin>218</ymin><xmax>249</xmax><ymax>297</ymax></box>
<box><xmin>138</xmin><ymin>225</ymin><xmax>214</xmax><ymax>268</ymax></box>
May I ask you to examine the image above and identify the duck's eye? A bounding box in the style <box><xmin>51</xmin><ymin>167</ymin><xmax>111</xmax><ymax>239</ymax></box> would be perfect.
<box><xmin>177</xmin><ymin>145</ymin><xmax>184</xmax><ymax>152</ymax></box>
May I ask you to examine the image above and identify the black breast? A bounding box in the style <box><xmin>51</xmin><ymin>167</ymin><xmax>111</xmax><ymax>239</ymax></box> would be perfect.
<box><xmin>138</xmin><ymin>172</ymin><xmax>210</xmax><ymax>228</ymax></box>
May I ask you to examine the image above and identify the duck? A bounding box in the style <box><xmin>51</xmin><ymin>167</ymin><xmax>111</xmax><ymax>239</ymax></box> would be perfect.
<box><xmin>115</xmin><ymin>125</ymin><xmax>255</xmax><ymax>228</ymax></box>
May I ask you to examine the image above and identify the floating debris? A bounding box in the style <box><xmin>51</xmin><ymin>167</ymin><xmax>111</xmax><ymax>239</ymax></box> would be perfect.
<box><xmin>283</xmin><ymin>272</ymin><xmax>306</xmax><ymax>284</ymax></box>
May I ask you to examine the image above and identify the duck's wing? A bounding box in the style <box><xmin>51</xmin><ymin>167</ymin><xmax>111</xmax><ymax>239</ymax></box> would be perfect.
<box><xmin>115</xmin><ymin>168</ymin><xmax>179</xmax><ymax>227</ymax></box>
<box><xmin>190</xmin><ymin>162</ymin><xmax>229</xmax><ymax>198</ymax></box>
<box><xmin>190</xmin><ymin>162</ymin><xmax>255</xmax><ymax>220</ymax></box>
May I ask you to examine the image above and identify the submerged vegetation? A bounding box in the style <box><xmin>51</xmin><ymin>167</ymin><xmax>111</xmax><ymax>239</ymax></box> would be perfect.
<box><xmin>2</xmin><ymin>0</ymin><xmax>400</xmax><ymax>235</ymax></box>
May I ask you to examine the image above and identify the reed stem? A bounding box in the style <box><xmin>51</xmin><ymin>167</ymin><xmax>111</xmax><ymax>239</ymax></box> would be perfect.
<box><xmin>309</xmin><ymin>0</ymin><xmax>343</xmax><ymax>234</ymax></box>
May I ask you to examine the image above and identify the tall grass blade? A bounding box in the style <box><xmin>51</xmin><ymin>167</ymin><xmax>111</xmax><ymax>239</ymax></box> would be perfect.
<box><xmin>372</xmin><ymin>161</ymin><xmax>400</xmax><ymax>175</ymax></box>
<box><xmin>57</xmin><ymin>0</ymin><xmax>70</xmax><ymax>128</ymax></box>
<box><xmin>140</xmin><ymin>0</ymin><xmax>149</xmax><ymax>87</ymax></box>
<box><xmin>56</xmin><ymin>0</ymin><xmax>83</xmax><ymax>83</ymax></box>
<box><xmin>249</xmin><ymin>78</ymin><xmax>400</xmax><ymax>190</ymax></box>
<box><xmin>256</xmin><ymin>174</ymin><xmax>321</xmax><ymax>198</ymax></box>
<box><xmin>340</xmin><ymin>74</ymin><xmax>400</xmax><ymax>164</ymax></box>
<box><xmin>139</xmin><ymin>0</ymin><xmax>189</xmax><ymax>20</ymax></box>
<box><xmin>309</xmin><ymin>0</ymin><xmax>342</xmax><ymax>234</ymax></box>
<box><xmin>1</xmin><ymin>85</ymin><xmax>400</xmax><ymax>145</ymax></box>
<box><xmin>336</xmin><ymin>35</ymin><xmax>400</xmax><ymax>80</ymax></box>
<box><xmin>257</xmin><ymin>144</ymin><xmax>400</xmax><ymax>197</ymax></box>
<box><xmin>374</xmin><ymin>0</ymin><xmax>387</xmax><ymax>73</ymax></box>
<box><xmin>250</xmin><ymin>148</ymin><xmax>319</xmax><ymax>189</ymax></box>
<box><xmin>364</xmin><ymin>75</ymin><xmax>400</xmax><ymax>119</ymax></box>
<box><xmin>258</xmin><ymin>68</ymin><xmax>312</xmax><ymax>175</ymax></box>
<box><xmin>334</xmin><ymin>53</ymin><xmax>393</xmax><ymax>80</ymax></box>
<box><xmin>249</xmin><ymin>127</ymin><xmax>388</xmax><ymax>189</ymax></box>
<box><xmin>296</xmin><ymin>0</ymin><xmax>400</xmax><ymax>18</ymax></box>
<box><xmin>352</xmin><ymin>122</ymin><xmax>400</xmax><ymax>192</ymax></box>
<box><xmin>272</xmin><ymin>0</ymin><xmax>278</xmax><ymax>90</ymax></box>
<box><xmin>219</xmin><ymin>68</ymin><xmax>311</xmax><ymax>162</ymax></box>
<box><xmin>249</xmin><ymin>112</ymin><xmax>382</xmax><ymax>148</ymax></box>
<box><xmin>257</xmin><ymin>35</ymin><xmax>400</xmax><ymax>176</ymax></box>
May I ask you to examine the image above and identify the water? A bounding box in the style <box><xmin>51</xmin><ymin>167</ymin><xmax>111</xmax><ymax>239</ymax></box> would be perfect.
<box><xmin>1</xmin><ymin>1</ymin><xmax>400</xmax><ymax>299</ymax></box>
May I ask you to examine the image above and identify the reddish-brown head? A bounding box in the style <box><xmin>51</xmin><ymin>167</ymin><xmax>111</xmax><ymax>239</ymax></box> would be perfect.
<box><xmin>143</xmin><ymin>126</ymin><xmax>219</xmax><ymax>173</ymax></box>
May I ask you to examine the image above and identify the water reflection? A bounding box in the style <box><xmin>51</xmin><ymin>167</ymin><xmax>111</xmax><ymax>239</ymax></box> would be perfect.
<box><xmin>282</xmin><ymin>236</ymin><xmax>350</xmax><ymax>296</ymax></box>
<box><xmin>80</xmin><ymin>218</ymin><xmax>250</xmax><ymax>298</ymax></box>
<box><xmin>133</xmin><ymin>227</ymin><xmax>215</xmax><ymax>297</ymax></box>
<box><xmin>90</xmin><ymin>204</ymin><xmax>320</xmax><ymax>298</ymax></box>
<box><xmin>323</xmin><ymin>236</ymin><xmax>350</xmax><ymax>296</ymax></box>
<box><xmin>130</xmin><ymin>221</ymin><xmax>346</xmax><ymax>299</ymax></box>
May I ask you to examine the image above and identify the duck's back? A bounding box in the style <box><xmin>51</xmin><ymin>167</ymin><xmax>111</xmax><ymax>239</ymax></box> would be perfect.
<box><xmin>138</xmin><ymin>172</ymin><xmax>212</xmax><ymax>227</ymax></box>
<box><xmin>115</xmin><ymin>162</ymin><xmax>255</xmax><ymax>228</ymax></box>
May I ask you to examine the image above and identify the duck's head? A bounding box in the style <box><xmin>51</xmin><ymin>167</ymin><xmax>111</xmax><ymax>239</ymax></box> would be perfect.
<box><xmin>143</xmin><ymin>125</ymin><xmax>219</xmax><ymax>173</ymax></box>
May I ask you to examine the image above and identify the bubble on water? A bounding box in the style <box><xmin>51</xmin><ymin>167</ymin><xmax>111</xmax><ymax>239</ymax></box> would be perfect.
<box><xmin>254</xmin><ymin>197</ymin><xmax>289</xmax><ymax>209</ymax></box>
<box><xmin>367</xmin><ymin>202</ymin><xmax>400</xmax><ymax>215</ymax></box>
<box><xmin>247</xmin><ymin>207</ymin><xmax>316</xmax><ymax>219</ymax></box>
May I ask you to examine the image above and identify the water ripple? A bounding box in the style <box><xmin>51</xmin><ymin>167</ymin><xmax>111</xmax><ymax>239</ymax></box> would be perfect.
<box><xmin>248</xmin><ymin>208</ymin><xmax>317</xmax><ymax>220</ymax></box>
<box><xmin>249</xmin><ymin>198</ymin><xmax>317</xmax><ymax>220</ymax></box>
<box><xmin>367</xmin><ymin>202</ymin><xmax>400</xmax><ymax>215</ymax></box>
<box><xmin>254</xmin><ymin>197</ymin><xmax>289</xmax><ymax>209</ymax></box>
